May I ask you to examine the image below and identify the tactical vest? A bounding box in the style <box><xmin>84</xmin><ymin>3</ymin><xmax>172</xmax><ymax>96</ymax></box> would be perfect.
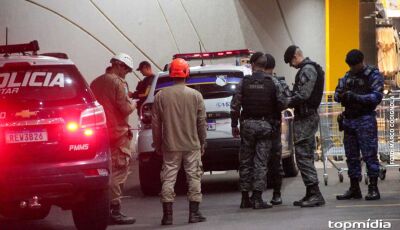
<box><xmin>343</xmin><ymin>65</ymin><xmax>377</xmax><ymax>116</ymax></box>
<box><xmin>241</xmin><ymin>71</ymin><xmax>277</xmax><ymax>119</ymax></box>
<box><xmin>296</xmin><ymin>59</ymin><xmax>325</xmax><ymax>110</ymax></box>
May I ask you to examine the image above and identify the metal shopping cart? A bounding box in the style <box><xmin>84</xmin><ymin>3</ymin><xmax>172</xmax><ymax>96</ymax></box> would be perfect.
<box><xmin>318</xmin><ymin>92</ymin><xmax>400</xmax><ymax>186</ymax></box>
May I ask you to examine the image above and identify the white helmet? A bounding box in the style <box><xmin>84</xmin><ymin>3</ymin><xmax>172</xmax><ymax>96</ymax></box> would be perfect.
<box><xmin>110</xmin><ymin>53</ymin><xmax>134</xmax><ymax>71</ymax></box>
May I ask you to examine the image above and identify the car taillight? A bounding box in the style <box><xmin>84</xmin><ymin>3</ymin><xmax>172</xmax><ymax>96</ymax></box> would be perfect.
<box><xmin>80</xmin><ymin>104</ymin><xmax>107</xmax><ymax>128</ymax></box>
<box><xmin>141</xmin><ymin>103</ymin><xmax>153</xmax><ymax>125</ymax></box>
<box><xmin>65</xmin><ymin>104</ymin><xmax>106</xmax><ymax>136</ymax></box>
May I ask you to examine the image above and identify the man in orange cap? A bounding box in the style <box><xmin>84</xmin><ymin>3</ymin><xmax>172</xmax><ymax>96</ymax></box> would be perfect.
<box><xmin>152</xmin><ymin>58</ymin><xmax>207</xmax><ymax>225</ymax></box>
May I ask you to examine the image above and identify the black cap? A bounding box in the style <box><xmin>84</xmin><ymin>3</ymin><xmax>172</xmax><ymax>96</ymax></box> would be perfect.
<box><xmin>136</xmin><ymin>61</ymin><xmax>151</xmax><ymax>71</ymax></box>
<box><xmin>345</xmin><ymin>49</ymin><xmax>364</xmax><ymax>66</ymax></box>
<box><xmin>284</xmin><ymin>45</ymin><xmax>298</xmax><ymax>64</ymax></box>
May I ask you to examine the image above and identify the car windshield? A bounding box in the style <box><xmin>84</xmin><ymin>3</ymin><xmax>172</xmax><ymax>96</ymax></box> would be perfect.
<box><xmin>0</xmin><ymin>64</ymin><xmax>94</xmax><ymax>109</ymax></box>
<box><xmin>155</xmin><ymin>72</ymin><xmax>244</xmax><ymax>99</ymax></box>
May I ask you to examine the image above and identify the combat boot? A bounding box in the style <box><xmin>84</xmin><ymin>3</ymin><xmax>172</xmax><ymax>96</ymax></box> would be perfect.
<box><xmin>240</xmin><ymin>191</ymin><xmax>253</xmax><ymax>209</ymax></box>
<box><xmin>300</xmin><ymin>185</ymin><xmax>325</xmax><ymax>207</ymax></box>
<box><xmin>293</xmin><ymin>186</ymin><xmax>310</xmax><ymax>206</ymax></box>
<box><xmin>365</xmin><ymin>177</ymin><xmax>380</xmax><ymax>200</ymax></box>
<box><xmin>336</xmin><ymin>178</ymin><xmax>362</xmax><ymax>200</ymax></box>
<box><xmin>252</xmin><ymin>190</ymin><xmax>273</xmax><ymax>209</ymax></box>
<box><xmin>161</xmin><ymin>202</ymin><xmax>173</xmax><ymax>225</ymax></box>
<box><xmin>109</xmin><ymin>203</ymin><xmax>136</xmax><ymax>225</ymax></box>
<box><xmin>270</xmin><ymin>179</ymin><xmax>282</xmax><ymax>205</ymax></box>
<box><xmin>188</xmin><ymin>201</ymin><xmax>207</xmax><ymax>223</ymax></box>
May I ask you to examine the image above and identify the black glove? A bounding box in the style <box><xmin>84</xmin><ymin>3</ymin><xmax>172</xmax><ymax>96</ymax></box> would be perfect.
<box><xmin>342</xmin><ymin>91</ymin><xmax>360</xmax><ymax>104</ymax></box>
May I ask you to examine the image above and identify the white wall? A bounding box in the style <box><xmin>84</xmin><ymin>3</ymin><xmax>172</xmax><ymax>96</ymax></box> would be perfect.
<box><xmin>0</xmin><ymin>0</ymin><xmax>325</xmax><ymax>129</ymax></box>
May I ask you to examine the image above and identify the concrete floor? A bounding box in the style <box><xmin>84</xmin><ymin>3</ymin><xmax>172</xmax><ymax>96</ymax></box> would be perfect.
<box><xmin>1</xmin><ymin>161</ymin><xmax>400</xmax><ymax>230</ymax></box>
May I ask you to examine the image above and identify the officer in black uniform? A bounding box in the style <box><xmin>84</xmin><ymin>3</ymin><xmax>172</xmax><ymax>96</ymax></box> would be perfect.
<box><xmin>231</xmin><ymin>53</ymin><xmax>285</xmax><ymax>209</ymax></box>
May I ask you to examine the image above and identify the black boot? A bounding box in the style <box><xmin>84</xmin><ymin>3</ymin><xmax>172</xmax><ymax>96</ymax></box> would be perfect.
<box><xmin>336</xmin><ymin>178</ymin><xmax>362</xmax><ymax>200</ymax></box>
<box><xmin>300</xmin><ymin>185</ymin><xmax>325</xmax><ymax>207</ymax></box>
<box><xmin>188</xmin><ymin>201</ymin><xmax>206</xmax><ymax>223</ymax></box>
<box><xmin>293</xmin><ymin>186</ymin><xmax>310</xmax><ymax>206</ymax></box>
<box><xmin>161</xmin><ymin>202</ymin><xmax>173</xmax><ymax>225</ymax></box>
<box><xmin>109</xmin><ymin>203</ymin><xmax>136</xmax><ymax>225</ymax></box>
<box><xmin>270</xmin><ymin>178</ymin><xmax>282</xmax><ymax>205</ymax></box>
<box><xmin>365</xmin><ymin>177</ymin><xmax>380</xmax><ymax>201</ymax></box>
<box><xmin>252</xmin><ymin>190</ymin><xmax>272</xmax><ymax>209</ymax></box>
<box><xmin>240</xmin><ymin>191</ymin><xmax>253</xmax><ymax>209</ymax></box>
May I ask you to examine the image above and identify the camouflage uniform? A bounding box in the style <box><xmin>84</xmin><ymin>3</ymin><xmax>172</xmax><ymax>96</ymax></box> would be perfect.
<box><xmin>231</xmin><ymin>71</ymin><xmax>285</xmax><ymax>192</ymax></box>
<box><xmin>267</xmin><ymin>77</ymin><xmax>291</xmax><ymax>191</ymax></box>
<box><xmin>286</xmin><ymin>58</ymin><xmax>321</xmax><ymax>187</ymax></box>
<box><xmin>334</xmin><ymin>66</ymin><xmax>384</xmax><ymax>179</ymax></box>
<box><xmin>90</xmin><ymin>72</ymin><xmax>136</xmax><ymax>206</ymax></box>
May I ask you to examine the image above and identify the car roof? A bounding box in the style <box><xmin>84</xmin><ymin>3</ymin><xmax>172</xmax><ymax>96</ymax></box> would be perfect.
<box><xmin>158</xmin><ymin>64</ymin><xmax>250</xmax><ymax>78</ymax></box>
<box><xmin>0</xmin><ymin>55</ymin><xmax>74</xmax><ymax>67</ymax></box>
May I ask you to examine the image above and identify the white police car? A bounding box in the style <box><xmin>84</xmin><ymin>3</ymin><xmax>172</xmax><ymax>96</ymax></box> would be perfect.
<box><xmin>136</xmin><ymin>49</ymin><xmax>298</xmax><ymax>195</ymax></box>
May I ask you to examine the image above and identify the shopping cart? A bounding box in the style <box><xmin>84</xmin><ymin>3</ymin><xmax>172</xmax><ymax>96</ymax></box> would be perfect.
<box><xmin>318</xmin><ymin>92</ymin><xmax>400</xmax><ymax>186</ymax></box>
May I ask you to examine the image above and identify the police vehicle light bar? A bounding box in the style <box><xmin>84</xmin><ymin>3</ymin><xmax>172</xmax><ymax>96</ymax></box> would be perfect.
<box><xmin>0</xmin><ymin>40</ymin><xmax>40</xmax><ymax>55</ymax></box>
<box><xmin>173</xmin><ymin>49</ymin><xmax>254</xmax><ymax>60</ymax></box>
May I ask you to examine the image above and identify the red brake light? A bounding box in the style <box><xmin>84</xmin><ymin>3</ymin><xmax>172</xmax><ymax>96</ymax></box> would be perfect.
<box><xmin>80</xmin><ymin>104</ymin><xmax>106</xmax><ymax>128</ymax></box>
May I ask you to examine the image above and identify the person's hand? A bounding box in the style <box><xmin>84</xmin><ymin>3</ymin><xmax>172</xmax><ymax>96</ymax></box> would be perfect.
<box><xmin>342</xmin><ymin>91</ymin><xmax>359</xmax><ymax>103</ymax></box>
<box><xmin>232</xmin><ymin>127</ymin><xmax>240</xmax><ymax>138</ymax></box>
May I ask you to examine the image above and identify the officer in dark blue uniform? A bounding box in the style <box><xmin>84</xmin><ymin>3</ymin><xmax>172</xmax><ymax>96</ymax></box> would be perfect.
<box><xmin>334</xmin><ymin>49</ymin><xmax>384</xmax><ymax>201</ymax></box>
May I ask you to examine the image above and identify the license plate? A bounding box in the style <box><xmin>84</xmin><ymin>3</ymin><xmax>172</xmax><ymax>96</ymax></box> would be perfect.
<box><xmin>207</xmin><ymin>120</ymin><xmax>216</xmax><ymax>131</ymax></box>
<box><xmin>5</xmin><ymin>130</ymin><xmax>48</xmax><ymax>144</ymax></box>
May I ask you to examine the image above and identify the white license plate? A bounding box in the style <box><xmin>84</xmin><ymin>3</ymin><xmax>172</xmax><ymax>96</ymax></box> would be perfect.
<box><xmin>207</xmin><ymin>120</ymin><xmax>216</xmax><ymax>131</ymax></box>
<box><xmin>5</xmin><ymin>130</ymin><xmax>48</xmax><ymax>144</ymax></box>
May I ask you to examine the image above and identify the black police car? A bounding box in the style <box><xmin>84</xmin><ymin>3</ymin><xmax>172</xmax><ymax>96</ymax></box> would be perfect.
<box><xmin>0</xmin><ymin>41</ymin><xmax>110</xmax><ymax>230</ymax></box>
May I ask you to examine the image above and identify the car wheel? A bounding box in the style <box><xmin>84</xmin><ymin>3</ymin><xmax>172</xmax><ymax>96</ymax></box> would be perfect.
<box><xmin>72</xmin><ymin>189</ymin><xmax>109</xmax><ymax>230</ymax></box>
<box><xmin>282</xmin><ymin>152</ymin><xmax>299</xmax><ymax>177</ymax></box>
<box><xmin>139</xmin><ymin>158</ymin><xmax>162</xmax><ymax>196</ymax></box>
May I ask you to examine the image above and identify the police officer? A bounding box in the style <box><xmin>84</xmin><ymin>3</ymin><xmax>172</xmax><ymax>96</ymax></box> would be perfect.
<box><xmin>283</xmin><ymin>45</ymin><xmax>325</xmax><ymax>207</ymax></box>
<box><xmin>231</xmin><ymin>52</ymin><xmax>285</xmax><ymax>209</ymax></box>
<box><xmin>90</xmin><ymin>53</ymin><xmax>136</xmax><ymax>225</ymax></box>
<box><xmin>152</xmin><ymin>58</ymin><xmax>207</xmax><ymax>225</ymax></box>
<box><xmin>334</xmin><ymin>49</ymin><xmax>384</xmax><ymax>201</ymax></box>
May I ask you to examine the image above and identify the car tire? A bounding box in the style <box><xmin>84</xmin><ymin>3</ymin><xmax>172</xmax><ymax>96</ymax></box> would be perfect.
<box><xmin>0</xmin><ymin>204</ymin><xmax>51</xmax><ymax>220</ymax></box>
<box><xmin>282</xmin><ymin>153</ymin><xmax>299</xmax><ymax>177</ymax></box>
<box><xmin>72</xmin><ymin>189</ymin><xmax>109</xmax><ymax>230</ymax></box>
<box><xmin>139</xmin><ymin>158</ymin><xmax>162</xmax><ymax>196</ymax></box>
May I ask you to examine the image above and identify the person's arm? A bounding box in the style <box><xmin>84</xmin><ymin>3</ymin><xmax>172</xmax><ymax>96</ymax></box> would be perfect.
<box><xmin>344</xmin><ymin>71</ymin><xmax>384</xmax><ymax>107</ymax></box>
<box><xmin>286</xmin><ymin>66</ymin><xmax>317</xmax><ymax>107</ymax></box>
<box><xmin>230</xmin><ymin>80</ymin><xmax>243</xmax><ymax>128</ymax></box>
<box><xmin>334</xmin><ymin>77</ymin><xmax>346</xmax><ymax>103</ymax></box>
<box><xmin>114</xmin><ymin>79</ymin><xmax>136</xmax><ymax>116</ymax></box>
<box><xmin>151</xmin><ymin>94</ymin><xmax>163</xmax><ymax>153</ymax></box>
<box><xmin>230</xmin><ymin>80</ymin><xmax>243</xmax><ymax>138</ymax></box>
<box><xmin>196</xmin><ymin>93</ymin><xmax>207</xmax><ymax>154</ymax></box>
<box><xmin>271</xmin><ymin>77</ymin><xmax>288</xmax><ymax>111</ymax></box>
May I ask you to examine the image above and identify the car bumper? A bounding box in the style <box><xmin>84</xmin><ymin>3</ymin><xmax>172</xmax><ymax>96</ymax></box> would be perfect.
<box><xmin>0</xmin><ymin>153</ymin><xmax>110</xmax><ymax>203</ymax></box>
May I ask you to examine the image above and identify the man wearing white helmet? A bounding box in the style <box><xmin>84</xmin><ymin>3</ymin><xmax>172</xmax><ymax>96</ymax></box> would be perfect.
<box><xmin>90</xmin><ymin>53</ymin><xmax>136</xmax><ymax>225</ymax></box>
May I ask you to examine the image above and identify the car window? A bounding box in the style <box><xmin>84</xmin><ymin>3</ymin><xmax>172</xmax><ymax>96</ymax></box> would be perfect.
<box><xmin>0</xmin><ymin>64</ymin><xmax>94</xmax><ymax>109</ymax></box>
<box><xmin>155</xmin><ymin>72</ymin><xmax>244</xmax><ymax>99</ymax></box>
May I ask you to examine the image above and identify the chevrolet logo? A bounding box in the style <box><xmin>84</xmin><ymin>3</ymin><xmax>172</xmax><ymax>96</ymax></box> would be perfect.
<box><xmin>15</xmin><ymin>110</ymin><xmax>38</xmax><ymax>118</ymax></box>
